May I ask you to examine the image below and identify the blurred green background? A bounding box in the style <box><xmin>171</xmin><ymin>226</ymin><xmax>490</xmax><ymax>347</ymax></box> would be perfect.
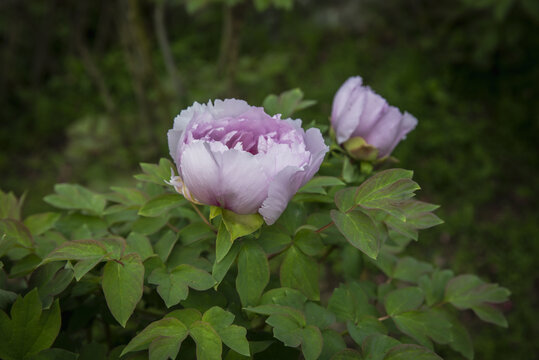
<box><xmin>1</xmin><ymin>0</ymin><xmax>537</xmax><ymax>358</ymax></box>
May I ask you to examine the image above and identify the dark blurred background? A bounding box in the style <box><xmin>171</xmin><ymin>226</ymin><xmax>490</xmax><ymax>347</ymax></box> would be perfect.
<box><xmin>1</xmin><ymin>0</ymin><xmax>538</xmax><ymax>357</ymax></box>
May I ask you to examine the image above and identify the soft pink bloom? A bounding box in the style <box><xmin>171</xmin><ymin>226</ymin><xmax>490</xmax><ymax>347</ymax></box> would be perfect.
<box><xmin>331</xmin><ymin>76</ymin><xmax>418</xmax><ymax>158</ymax></box>
<box><xmin>167</xmin><ymin>99</ymin><xmax>328</xmax><ymax>225</ymax></box>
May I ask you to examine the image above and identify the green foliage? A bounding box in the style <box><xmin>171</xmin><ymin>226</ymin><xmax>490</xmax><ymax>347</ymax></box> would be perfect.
<box><xmin>0</xmin><ymin>290</ymin><xmax>61</xmax><ymax>360</ymax></box>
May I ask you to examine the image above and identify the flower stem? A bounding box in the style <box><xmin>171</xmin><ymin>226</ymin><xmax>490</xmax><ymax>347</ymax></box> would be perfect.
<box><xmin>190</xmin><ymin>203</ymin><xmax>217</xmax><ymax>232</ymax></box>
<box><xmin>315</xmin><ymin>221</ymin><xmax>334</xmax><ymax>233</ymax></box>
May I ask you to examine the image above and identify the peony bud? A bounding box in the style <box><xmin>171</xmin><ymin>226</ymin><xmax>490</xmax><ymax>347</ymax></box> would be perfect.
<box><xmin>331</xmin><ymin>76</ymin><xmax>418</xmax><ymax>159</ymax></box>
<box><xmin>167</xmin><ymin>99</ymin><xmax>328</xmax><ymax>225</ymax></box>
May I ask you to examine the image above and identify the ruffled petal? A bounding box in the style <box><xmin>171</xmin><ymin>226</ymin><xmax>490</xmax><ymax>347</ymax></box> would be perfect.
<box><xmin>364</xmin><ymin>106</ymin><xmax>403</xmax><ymax>158</ymax></box>
<box><xmin>259</xmin><ymin>166</ymin><xmax>305</xmax><ymax>225</ymax></box>
<box><xmin>180</xmin><ymin>141</ymin><xmax>269</xmax><ymax>214</ymax></box>
<box><xmin>333</xmin><ymin>84</ymin><xmax>367</xmax><ymax>144</ymax></box>
<box><xmin>259</xmin><ymin>128</ymin><xmax>328</xmax><ymax>225</ymax></box>
<box><xmin>179</xmin><ymin>141</ymin><xmax>222</xmax><ymax>207</ymax></box>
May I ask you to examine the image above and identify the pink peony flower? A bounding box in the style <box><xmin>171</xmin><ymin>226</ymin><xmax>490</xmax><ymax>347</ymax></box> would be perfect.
<box><xmin>331</xmin><ymin>76</ymin><xmax>418</xmax><ymax>159</ymax></box>
<box><xmin>167</xmin><ymin>99</ymin><xmax>328</xmax><ymax>225</ymax></box>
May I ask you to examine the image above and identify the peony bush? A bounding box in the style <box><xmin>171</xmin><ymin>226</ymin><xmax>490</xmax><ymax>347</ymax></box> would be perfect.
<box><xmin>0</xmin><ymin>78</ymin><xmax>509</xmax><ymax>360</ymax></box>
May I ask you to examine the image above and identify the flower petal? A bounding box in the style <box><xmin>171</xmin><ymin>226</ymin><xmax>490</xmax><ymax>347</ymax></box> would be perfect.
<box><xmin>180</xmin><ymin>141</ymin><xmax>269</xmax><ymax>214</ymax></box>
<box><xmin>364</xmin><ymin>106</ymin><xmax>404</xmax><ymax>158</ymax></box>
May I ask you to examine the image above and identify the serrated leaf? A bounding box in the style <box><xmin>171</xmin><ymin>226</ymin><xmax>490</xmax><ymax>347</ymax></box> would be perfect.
<box><xmin>102</xmin><ymin>254</ymin><xmax>144</xmax><ymax>327</ymax></box>
<box><xmin>384</xmin><ymin>287</ymin><xmax>424</xmax><ymax>316</ymax></box>
<box><xmin>138</xmin><ymin>193</ymin><xmax>184</xmax><ymax>217</ymax></box>
<box><xmin>236</xmin><ymin>241</ymin><xmax>269</xmax><ymax>306</ymax></box>
<box><xmin>280</xmin><ymin>245</ymin><xmax>320</xmax><ymax>300</ymax></box>
<box><xmin>149</xmin><ymin>264</ymin><xmax>215</xmax><ymax>308</ymax></box>
<box><xmin>331</xmin><ymin>210</ymin><xmax>380</xmax><ymax>259</ymax></box>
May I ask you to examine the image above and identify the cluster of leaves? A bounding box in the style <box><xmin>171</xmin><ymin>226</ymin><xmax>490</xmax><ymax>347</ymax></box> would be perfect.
<box><xmin>0</xmin><ymin>93</ymin><xmax>510</xmax><ymax>359</ymax></box>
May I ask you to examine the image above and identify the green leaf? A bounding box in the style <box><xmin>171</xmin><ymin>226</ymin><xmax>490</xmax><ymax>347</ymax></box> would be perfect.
<box><xmin>219</xmin><ymin>325</ymin><xmax>250</xmax><ymax>356</ymax></box>
<box><xmin>154</xmin><ymin>230</ymin><xmax>178</xmax><ymax>262</ymax></box>
<box><xmin>319</xmin><ymin>329</ymin><xmax>346</xmax><ymax>360</ymax></box>
<box><xmin>167</xmin><ymin>308</ymin><xmax>202</xmax><ymax>328</ymax></box>
<box><xmin>29</xmin><ymin>263</ymin><xmax>74</xmax><ymax>307</ymax></box>
<box><xmin>149</xmin><ymin>336</ymin><xmax>183</xmax><ymax>360</ymax></box>
<box><xmin>109</xmin><ymin>186</ymin><xmax>148</xmax><ymax>206</ymax></box>
<box><xmin>135</xmin><ymin>158</ymin><xmax>175</xmax><ymax>186</ymax></box>
<box><xmin>244</xmin><ymin>304</ymin><xmax>306</xmax><ymax>326</ymax></box>
<box><xmin>44</xmin><ymin>184</ymin><xmax>106</xmax><ymax>215</ymax></box>
<box><xmin>393</xmin><ymin>257</ymin><xmax>433</xmax><ymax>283</ymax></box>
<box><xmin>212</xmin><ymin>242</ymin><xmax>241</xmax><ymax>285</ymax></box>
<box><xmin>330</xmin><ymin>210</ymin><xmax>380</xmax><ymax>259</ymax></box>
<box><xmin>0</xmin><ymin>218</ymin><xmax>33</xmax><ymax>249</ymax></box>
<box><xmin>355</xmin><ymin>169</ymin><xmax>418</xmax><ymax>210</ymax></box>
<box><xmin>304</xmin><ymin>302</ymin><xmax>336</xmax><ymax>329</ymax></box>
<box><xmin>294</xmin><ymin>228</ymin><xmax>324</xmax><ymax>256</ymax></box>
<box><xmin>149</xmin><ymin>264</ymin><xmax>216</xmax><ymax>308</ymax></box>
<box><xmin>24</xmin><ymin>213</ymin><xmax>61</xmax><ymax>236</ymax></box>
<box><xmin>126</xmin><ymin>232</ymin><xmax>154</xmax><ymax>261</ymax></box>
<box><xmin>236</xmin><ymin>241</ymin><xmax>269</xmax><ymax>306</ymax></box>
<box><xmin>328</xmin><ymin>283</ymin><xmax>371</xmax><ymax>323</ymax></box>
<box><xmin>221</xmin><ymin>209</ymin><xmax>264</xmax><ymax>242</ymax></box>
<box><xmin>393</xmin><ymin>309</ymin><xmax>453</xmax><ymax>348</ymax></box>
<box><xmin>0</xmin><ymin>289</ymin><xmax>61</xmax><ymax>360</ymax></box>
<box><xmin>121</xmin><ymin>317</ymin><xmax>188</xmax><ymax>356</ymax></box>
<box><xmin>266</xmin><ymin>313</ymin><xmax>303</xmax><ymax>347</ymax></box>
<box><xmin>138</xmin><ymin>193</ymin><xmax>184</xmax><ymax>217</ymax></box>
<box><xmin>471</xmin><ymin>303</ymin><xmax>508</xmax><ymax>327</ymax></box>
<box><xmin>347</xmin><ymin>317</ymin><xmax>387</xmax><ymax>345</ymax></box>
<box><xmin>0</xmin><ymin>190</ymin><xmax>23</xmax><ymax>220</ymax></box>
<box><xmin>446</xmin><ymin>314</ymin><xmax>474</xmax><ymax>359</ymax></box>
<box><xmin>384</xmin><ymin>287</ymin><xmax>424</xmax><ymax>316</ymax></box>
<box><xmin>418</xmin><ymin>270</ymin><xmax>454</xmax><ymax>306</ymax></box>
<box><xmin>132</xmin><ymin>214</ymin><xmax>169</xmax><ymax>235</ymax></box>
<box><xmin>262</xmin><ymin>88</ymin><xmax>315</xmax><ymax>118</ymax></box>
<box><xmin>445</xmin><ymin>274</ymin><xmax>510</xmax><ymax>309</ymax></box>
<box><xmin>301</xmin><ymin>325</ymin><xmax>323</xmax><ymax>360</ymax></box>
<box><xmin>361</xmin><ymin>334</ymin><xmax>401</xmax><ymax>360</ymax></box>
<box><xmin>299</xmin><ymin>176</ymin><xmax>345</xmax><ymax>194</ymax></box>
<box><xmin>280</xmin><ymin>246</ymin><xmax>320</xmax><ymax>300</ymax></box>
<box><xmin>190</xmin><ymin>321</ymin><xmax>222</xmax><ymax>360</ymax></box>
<box><xmin>261</xmin><ymin>288</ymin><xmax>307</xmax><ymax>310</ymax></box>
<box><xmin>102</xmin><ymin>254</ymin><xmax>144</xmax><ymax>327</ymax></box>
<box><xmin>44</xmin><ymin>239</ymin><xmax>108</xmax><ymax>263</ymax></box>
<box><xmin>330</xmin><ymin>349</ymin><xmax>363</xmax><ymax>359</ymax></box>
<box><xmin>383</xmin><ymin>344</ymin><xmax>442</xmax><ymax>360</ymax></box>
<box><xmin>216</xmin><ymin>221</ymin><xmax>233</xmax><ymax>263</ymax></box>
<box><xmin>28</xmin><ymin>348</ymin><xmax>79</xmax><ymax>360</ymax></box>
